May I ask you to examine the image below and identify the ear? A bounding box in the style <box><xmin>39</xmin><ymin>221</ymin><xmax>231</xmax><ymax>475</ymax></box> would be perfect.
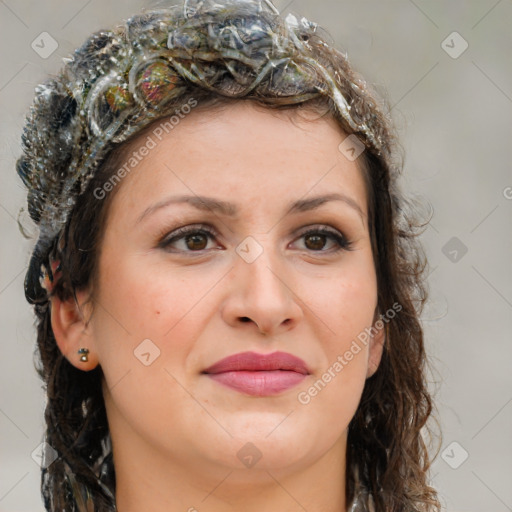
<box><xmin>366</xmin><ymin>310</ymin><xmax>386</xmax><ymax>379</ymax></box>
<box><xmin>50</xmin><ymin>290</ymin><xmax>99</xmax><ymax>371</ymax></box>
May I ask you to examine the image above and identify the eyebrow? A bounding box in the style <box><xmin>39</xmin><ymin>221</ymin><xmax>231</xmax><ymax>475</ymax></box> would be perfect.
<box><xmin>135</xmin><ymin>192</ymin><xmax>366</xmax><ymax>225</ymax></box>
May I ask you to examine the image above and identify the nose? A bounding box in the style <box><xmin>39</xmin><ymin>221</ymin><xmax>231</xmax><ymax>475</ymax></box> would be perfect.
<box><xmin>220</xmin><ymin>239</ymin><xmax>304</xmax><ymax>337</ymax></box>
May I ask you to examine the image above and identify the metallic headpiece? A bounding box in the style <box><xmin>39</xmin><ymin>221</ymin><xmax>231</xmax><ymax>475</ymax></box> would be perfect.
<box><xmin>17</xmin><ymin>0</ymin><xmax>387</xmax><ymax>305</ymax></box>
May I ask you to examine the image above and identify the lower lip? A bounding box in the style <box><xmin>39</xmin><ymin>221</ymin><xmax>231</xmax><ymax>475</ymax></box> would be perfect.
<box><xmin>206</xmin><ymin>370</ymin><xmax>307</xmax><ymax>396</ymax></box>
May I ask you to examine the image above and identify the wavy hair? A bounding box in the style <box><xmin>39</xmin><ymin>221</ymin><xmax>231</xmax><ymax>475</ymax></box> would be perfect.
<box><xmin>16</xmin><ymin>1</ymin><xmax>442</xmax><ymax>510</ymax></box>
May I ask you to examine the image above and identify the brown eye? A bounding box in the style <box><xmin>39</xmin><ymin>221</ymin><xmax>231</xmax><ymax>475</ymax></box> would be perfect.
<box><xmin>294</xmin><ymin>227</ymin><xmax>352</xmax><ymax>253</ymax></box>
<box><xmin>159</xmin><ymin>225</ymin><xmax>218</xmax><ymax>253</ymax></box>
<box><xmin>304</xmin><ymin>233</ymin><xmax>328</xmax><ymax>251</ymax></box>
<box><xmin>184</xmin><ymin>233</ymin><xmax>208</xmax><ymax>250</ymax></box>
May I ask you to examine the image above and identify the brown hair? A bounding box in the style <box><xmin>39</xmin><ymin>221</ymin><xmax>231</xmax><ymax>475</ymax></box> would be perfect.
<box><xmin>18</xmin><ymin>3</ymin><xmax>442</xmax><ymax>511</ymax></box>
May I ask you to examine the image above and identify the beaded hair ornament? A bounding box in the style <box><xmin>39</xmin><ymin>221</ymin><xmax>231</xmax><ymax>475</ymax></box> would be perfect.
<box><xmin>17</xmin><ymin>0</ymin><xmax>389</xmax><ymax>308</ymax></box>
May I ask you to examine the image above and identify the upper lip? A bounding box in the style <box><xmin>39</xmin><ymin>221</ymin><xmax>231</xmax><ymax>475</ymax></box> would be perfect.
<box><xmin>203</xmin><ymin>351</ymin><xmax>310</xmax><ymax>375</ymax></box>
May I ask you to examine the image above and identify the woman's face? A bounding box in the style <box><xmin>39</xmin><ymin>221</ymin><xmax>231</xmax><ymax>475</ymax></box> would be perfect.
<box><xmin>69</xmin><ymin>101</ymin><xmax>383</xmax><ymax>486</ymax></box>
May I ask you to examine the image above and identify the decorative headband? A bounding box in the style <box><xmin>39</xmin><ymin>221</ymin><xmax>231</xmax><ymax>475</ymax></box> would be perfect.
<box><xmin>17</xmin><ymin>0</ymin><xmax>385</xmax><ymax>304</ymax></box>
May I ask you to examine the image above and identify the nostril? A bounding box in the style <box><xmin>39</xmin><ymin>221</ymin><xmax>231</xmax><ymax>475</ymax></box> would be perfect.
<box><xmin>240</xmin><ymin>317</ymin><xmax>251</xmax><ymax>323</ymax></box>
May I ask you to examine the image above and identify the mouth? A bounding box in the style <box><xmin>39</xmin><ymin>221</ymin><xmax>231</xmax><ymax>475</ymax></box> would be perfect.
<box><xmin>202</xmin><ymin>351</ymin><xmax>310</xmax><ymax>397</ymax></box>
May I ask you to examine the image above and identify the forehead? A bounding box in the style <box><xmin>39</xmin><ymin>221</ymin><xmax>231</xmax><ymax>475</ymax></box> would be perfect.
<box><xmin>106</xmin><ymin>100</ymin><xmax>369</xmax><ymax>223</ymax></box>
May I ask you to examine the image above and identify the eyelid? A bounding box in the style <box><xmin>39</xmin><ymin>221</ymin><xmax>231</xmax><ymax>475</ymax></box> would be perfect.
<box><xmin>291</xmin><ymin>224</ymin><xmax>353</xmax><ymax>251</ymax></box>
<box><xmin>156</xmin><ymin>223</ymin><xmax>220</xmax><ymax>250</ymax></box>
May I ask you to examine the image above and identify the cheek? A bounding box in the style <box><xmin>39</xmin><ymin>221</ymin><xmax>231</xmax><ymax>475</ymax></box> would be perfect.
<box><xmin>93</xmin><ymin>256</ymin><xmax>211</xmax><ymax>441</ymax></box>
<box><xmin>97</xmin><ymin>252</ymin><xmax>204</xmax><ymax>335</ymax></box>
<box><xmin>93</xmin><ymin>253</ymin><xmax>225</xmax><ymax>378</ymax></box>
<box><xmin>295</xmin><ymin>256</ymin><xmax>376</xmax><ymax>402</ymax></box>
<box><xmin>294</xmin><ymin>276</ymin><xmax>373</xmax><ymax>440</ymax></box>
<box><xmin>301</xmin><ymin>254</ymin><xmax>377</xmax><ymax>346</ymax></box>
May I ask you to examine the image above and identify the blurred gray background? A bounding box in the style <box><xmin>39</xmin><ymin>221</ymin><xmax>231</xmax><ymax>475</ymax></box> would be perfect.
<box><xmin>1</xmin><ymin>1</ymin><xmax>511</xmax><ymax>511</ymax></box>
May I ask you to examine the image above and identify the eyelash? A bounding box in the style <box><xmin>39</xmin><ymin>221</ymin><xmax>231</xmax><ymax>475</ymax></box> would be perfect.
<box><xmin>157</xmin><ymin>223</ymin><xmax>353</xmax><ymax>254</ymax></box>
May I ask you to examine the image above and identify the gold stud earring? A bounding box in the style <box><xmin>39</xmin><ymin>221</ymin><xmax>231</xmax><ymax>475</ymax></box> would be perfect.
<box><xmin>78</xmin><ymin>348</ymin><xmax>89</xmax><ymax>362</ymax></box>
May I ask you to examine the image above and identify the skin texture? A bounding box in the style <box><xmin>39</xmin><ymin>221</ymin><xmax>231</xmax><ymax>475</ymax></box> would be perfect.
<box><xmin>51</xmin><ymin>101</ymin><xmax>384</xmax><ymax>512</ymax></box>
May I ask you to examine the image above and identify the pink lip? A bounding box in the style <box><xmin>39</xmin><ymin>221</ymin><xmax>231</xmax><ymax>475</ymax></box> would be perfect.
<box><xmin>202</xmin><ymin>351</ymin><xmax>310</xmax><ymax>396</ymax></box>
